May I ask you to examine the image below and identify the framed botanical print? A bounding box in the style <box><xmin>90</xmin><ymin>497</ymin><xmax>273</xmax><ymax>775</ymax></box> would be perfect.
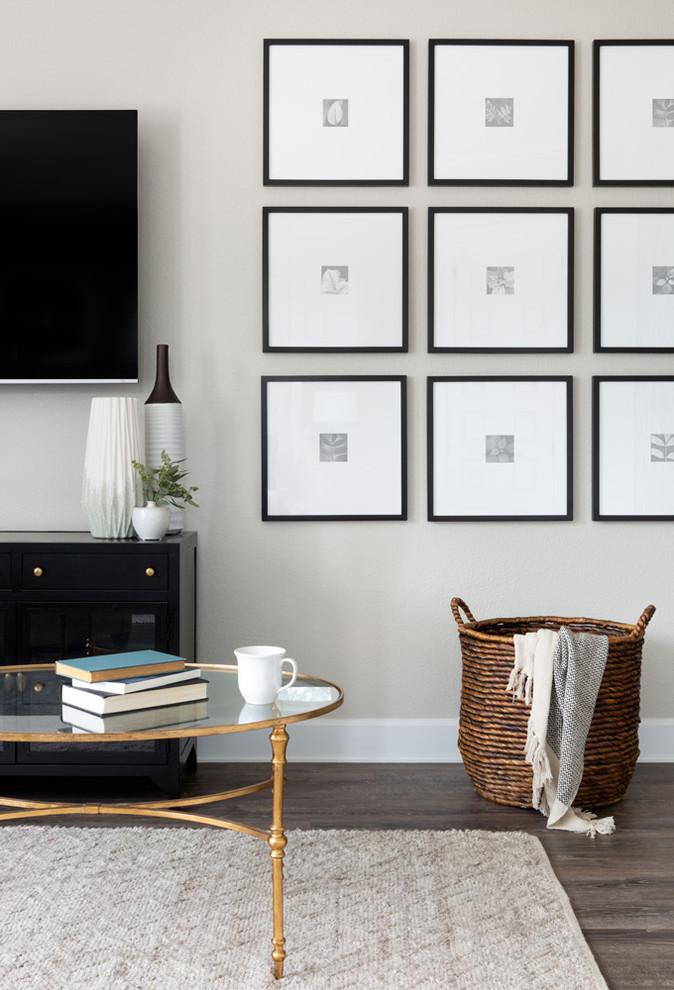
<box><xmin>593</xmin><ymin>377</ymin><xmax>674</xmax><ymax>519</ymax></box>
<box><xmin>594</xmin><ymin>209</ymin><xmax>674</xmax><ymax>351</ymax></box>
<box><xmin>428</xmin><ymin>377</ymin><xmax>573</xmax><ymax>521</ymax></box>
<box><xmin>429</xmin><ymin>40</ymin><xmax>574</xmax><ymax>185</ymax></box>
<box><xmin>429</xmin><ymin>208</ymin><xmax>573</xmax><ymax>351</ymax></box>
<box><xmin>262</xmin><ymin>376</ymin><xmax>407</xmax><ymax>520</ymax></box>
<box><xmin>263</xmin><ymin>208</ymin><xmax>408</xmax><ymax>351</ymax></box>
<box><xmin>263</xmin><ymin>40</ymin><xmax>409</xmax><ymax>185</ymax></box>
<box><xmin>594</xmin><ymin>41</ymin><xmax>674</xmax><ymax>185</ymax></box>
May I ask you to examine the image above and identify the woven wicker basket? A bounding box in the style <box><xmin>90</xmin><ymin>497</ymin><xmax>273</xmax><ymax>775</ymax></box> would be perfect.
<box><xmin>452</xmin><ymin>597</ymin><xmax>655</xmax><ymax>809</ymax></box>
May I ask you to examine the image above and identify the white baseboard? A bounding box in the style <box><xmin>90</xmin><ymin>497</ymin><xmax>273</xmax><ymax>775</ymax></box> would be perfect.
<box><xmin>196</xmin><ymin>717</ymin><xmax>674</xmax><ymax>763</ymax></box>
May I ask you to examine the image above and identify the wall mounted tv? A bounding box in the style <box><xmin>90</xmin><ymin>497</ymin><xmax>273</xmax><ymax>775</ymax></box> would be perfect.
<box><xmin>0</xmin><ymin>109</ymin><xmax>138</xmax><ymax>383</ymax></box>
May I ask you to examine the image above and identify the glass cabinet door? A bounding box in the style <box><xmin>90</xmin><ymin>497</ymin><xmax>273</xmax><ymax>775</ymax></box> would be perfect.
<box><xmin>10</xmin><ymin>604</ymin><xmax>171</xmax><ymax>768</ymax></box>
<box><xmin>0</xmin><ymin>605</ymin><xmax>16</xmax><ymax>762</ymax></box>
<box><xmin>0</xmin><ymin>604</ymin><xmax>16</xmax><ymax>666</ymax></box>
<box><xmin>17</xmin><ymin>604</ymin><xmax>169</xmax><ymax>664</ymax></box>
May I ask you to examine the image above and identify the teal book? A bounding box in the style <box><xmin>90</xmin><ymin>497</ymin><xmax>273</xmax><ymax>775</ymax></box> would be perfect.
<box><xmin>55</xmin><ymin>650</ymin><xmax>185</xmax><ymax>683</ymax></box>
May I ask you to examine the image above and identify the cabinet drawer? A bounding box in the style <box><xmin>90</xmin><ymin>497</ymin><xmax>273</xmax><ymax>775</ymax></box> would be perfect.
<box><xmin>21</xmin><ymin>554</ymin><xmax>168</xmax><ymax>591</ymax></box>
<box><xmin>0</xmin><ymin>555</ymin><xmax>10</xmax><ymax>588</ymax></box>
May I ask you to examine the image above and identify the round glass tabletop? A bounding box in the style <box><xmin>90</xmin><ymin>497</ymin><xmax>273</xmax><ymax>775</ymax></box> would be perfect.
<box><xmin>0</xmin><ymin>664</ymin><xmax>343</xmax><ymax>741</ymax></box>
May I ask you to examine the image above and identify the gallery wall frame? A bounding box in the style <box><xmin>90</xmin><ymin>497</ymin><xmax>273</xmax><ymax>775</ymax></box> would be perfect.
<box><xmin>428</xmin><ymin>39</ymin><xmax>574</xmax><ymax>186</ymax></box>
<box><xmin>592</xmin><ymin>377</ymin><xmax>674</xmax><ymax>520</ymax></box>
<box><xmin>263</xmin><ymin>39</ymin><xmax>410</xmax><ymax>185</ymax></box>
<box><xmin>263</xmin><ymin>207</ymin><xmax>408</xmax><ymax>352</ymax></box>
<box><xmin>262</xmin><ymin>376</ymin><xmax>407</xmax><ymax>521</ymax></box>
<box><xmin>428</xmin><ymin>207</ymin><xmax>574</xmax><ymax>352</ymax></box>
<box><xmin>593</xmin><ymin>40</ymin><xmax>674</xmax><ymax>186</ymax></box>
<box><xmin>594</xmin><ymin>209</ymin><xmax>674</xmax><ymax>352</ymax></box>
<box><xmin>427</xmin><ymin>376</ymin><xmax>573</xmax><ymax>522</ymax></box>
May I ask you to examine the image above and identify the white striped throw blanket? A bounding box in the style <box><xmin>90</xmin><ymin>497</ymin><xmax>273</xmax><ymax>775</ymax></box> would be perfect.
<box><xmin>507</xmin><ymin>626</ymin><xmax>615</xmax><ymax>836</ymax></box>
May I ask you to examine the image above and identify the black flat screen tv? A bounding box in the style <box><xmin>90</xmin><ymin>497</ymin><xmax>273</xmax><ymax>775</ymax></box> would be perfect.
<box><xmin>0</xmin><ymin>109</ymin><xmax>138</xmax><ymax>383</ymax></box>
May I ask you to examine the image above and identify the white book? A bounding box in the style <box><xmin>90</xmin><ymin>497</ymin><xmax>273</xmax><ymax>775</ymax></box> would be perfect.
<box><xmin>70</xmin><ymin>666</ymin><xmax>202</xmax><ymax>695</ymax></box>
<box><xmin>63</xmin><ymin>699</ymin><xmax>208</xmax><ymax>733</ymax></box>
<box><xmin>61</xmin><ymin>678</ymin><xmax>208</xmax><ymax>715</ymax></box>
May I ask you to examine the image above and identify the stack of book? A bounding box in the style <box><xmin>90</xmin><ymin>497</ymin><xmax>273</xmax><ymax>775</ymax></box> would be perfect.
<box><xmin>56</xmin><ymin>649</ymin><xmax>208</xmax><ymax>732</ymax></box>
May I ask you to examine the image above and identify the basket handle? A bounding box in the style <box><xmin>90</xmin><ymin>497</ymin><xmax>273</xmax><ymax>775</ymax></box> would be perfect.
<box><xmin>630</xmin><ymin>604</ymin><xmax>656</xmax><ymax>639</ymax></box>
<box><xmin>451</xmin><ymin>598</ymin><xmax>476</xmax><ymax>629</ymax></box>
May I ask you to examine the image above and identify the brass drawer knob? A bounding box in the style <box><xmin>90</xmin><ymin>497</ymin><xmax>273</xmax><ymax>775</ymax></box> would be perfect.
<box><xmin>145</xmin><ymin>567</ymin><xmax>156</xmax><ymax>578</ymax></box>
<box><xmin>34</xmin><ymin>682</ymin><xmax>44</xmax><ymax>693</ymax></box>
<box><xmin>33</xmin><ymin>566</ymin><xmax>44</xmax><ymax>577</ymax></box>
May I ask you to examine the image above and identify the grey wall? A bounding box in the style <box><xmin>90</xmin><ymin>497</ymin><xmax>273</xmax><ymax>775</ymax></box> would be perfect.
<box><xmin>0</xmin><ymin>0</ymin><xmax>672</xmax><ymax>751</ymax></box>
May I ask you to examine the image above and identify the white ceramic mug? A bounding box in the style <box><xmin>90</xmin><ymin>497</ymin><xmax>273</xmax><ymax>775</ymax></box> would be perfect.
<box><xmin>234</xmin><ymin>646</ymin><xmax>299</xmax><ymax>705</ymax></box>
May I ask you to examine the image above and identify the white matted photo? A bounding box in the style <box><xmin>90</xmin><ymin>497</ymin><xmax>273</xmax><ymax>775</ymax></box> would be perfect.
<box><xmin>428</xmin><ymin>377</ymin><xmax>572</xmax><ymax>521</ymax></box>
<box><xmin>263</xmin><ymin>208</ymin><xmax>408</xmax><ymax>351</ymax></box>
<box><xmin>429</xmin><ymin>40</ymin><xmax>574</xmax><ymax>185</ymax></box>
<box><xmin>429</xmin><ymin>208</ymin><xmax>573</xmax><ymax>351</ymax></box>
<box><xmin>594</xmin><ymin>209</ymin><xmax>674</xmax><ymax>351</ymax></box>
<box><xmin>593</xmin><ymin>377</ymin><xmax>674</xmax><ymax>519</ymax></box>
<box><xmin>262</xmin><ymin>377</ymin><xmax>406</xmax><ymax>520</ymax></box>
<box><xmin>594</xmin><ymin>41</ymin><xmax>674</xmax><ymax>185</ymax></box>
<box><xmin>264</xmin><ymin>40</ymin><xmax>409</xmax><ymax>185</ymax></box>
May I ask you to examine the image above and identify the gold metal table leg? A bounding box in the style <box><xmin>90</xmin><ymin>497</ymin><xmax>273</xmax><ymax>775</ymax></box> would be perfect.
<box><xmin>269</xmin><ymin>724</ymin><xmax>289</xmax><ymax>979</ymax></box>
<box><xmin>0</xmin><ymin>728</ymin><xmax>296</xmax><ymax>978</ymax></box>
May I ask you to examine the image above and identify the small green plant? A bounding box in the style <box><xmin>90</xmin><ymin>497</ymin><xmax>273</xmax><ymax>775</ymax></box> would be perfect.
<box><xmin>132</xmin><ymin>450</ymin><xmax>199</xmax><ymax>508</ymax></box>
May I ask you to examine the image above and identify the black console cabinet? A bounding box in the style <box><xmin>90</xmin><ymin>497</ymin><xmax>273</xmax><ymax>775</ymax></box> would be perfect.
<box><xmin>0</xmin><ymin>531</ymin><xmax>197</xmax><ymax>796</ymax></box>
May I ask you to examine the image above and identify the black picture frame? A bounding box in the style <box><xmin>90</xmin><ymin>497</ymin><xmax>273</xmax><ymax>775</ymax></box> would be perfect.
<box><xmin>263</xmin><ymin>207</ymin><xmax>408</xmax><ymax>352</ymax></box>
<box><xmin>594</xmin><ymin>208</ymin><xmax>674</xmax><ymax>352</ymax></box>
<box><xmin>592</xmin><ymin>376</ymin><xmax>674</xmax><ymax>520</ymax></box>
<box><xmin>263</xmin><ymin>39</ymin><xmax>410</xmax><ymax>186</ymax></box>
<box><xmin>428</xmin><ymin>40</ymin><xmax>574</xmax><ymax>186</ymax></box>
<box><xmin>262</xmin><ymin>376</ymin><xmax>407</xmax><ymax>521</ymax></box>
<box><xmin>429</xmin><ymin>207</ymin><xmax>574</xmax><ymax>352</ymax></box>
<box><xmin>428</xmin><ymin>376</ymin><xmax>573</xmax><ymax>521</ymax></box>
<box><xmin>593</xmin><ymin>40</ymin><xmax>674</xmax><ymax>186</ymax></box>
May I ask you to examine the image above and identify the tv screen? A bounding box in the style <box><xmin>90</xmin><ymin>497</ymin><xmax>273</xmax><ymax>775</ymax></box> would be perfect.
<box><xmin>0</xmin><ymin>109</ymin><xmax>138</xmax><ymax>383</ymax></box>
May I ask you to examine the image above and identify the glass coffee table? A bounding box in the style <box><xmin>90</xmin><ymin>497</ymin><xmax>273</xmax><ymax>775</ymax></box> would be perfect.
<box><xmin>0</xmin><ymin>662</ymin><xmax>343</xmax><ymax>979</ymax></box>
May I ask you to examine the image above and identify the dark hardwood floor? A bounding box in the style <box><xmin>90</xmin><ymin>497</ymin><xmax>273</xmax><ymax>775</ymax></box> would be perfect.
<box><xmin>0</xmin><ymin>761</ymin><xmax>671</xmax><ymax>990</ymax></box>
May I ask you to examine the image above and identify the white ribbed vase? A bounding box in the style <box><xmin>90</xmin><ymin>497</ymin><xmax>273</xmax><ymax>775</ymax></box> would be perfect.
<box><xmin>144</xmin><ymin>345</ymin><xmax>184</xmax><ymax>534</ymax></box>
<box><xmin>81</xmin><ymin>397</ymin><xmax>144</xmax><ymax>539</ymax></box>
<box><xmin>145</xmin><ymin>403</ymin><xmax>184</xmax><ymax>533</ymax></box>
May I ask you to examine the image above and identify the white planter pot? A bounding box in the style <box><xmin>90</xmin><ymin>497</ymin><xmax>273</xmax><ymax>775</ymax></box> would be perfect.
<box><xmin>132</xmin><ymin>503</ymin><xmax>171</xmax><ymax>541</ymax></box>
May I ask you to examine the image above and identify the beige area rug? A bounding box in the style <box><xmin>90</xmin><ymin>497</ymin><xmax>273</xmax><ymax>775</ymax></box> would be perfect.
<box><xmin>0</xmin><ymin>827</ymin><xmax>607</xmax><ymax>990</ymax></box>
